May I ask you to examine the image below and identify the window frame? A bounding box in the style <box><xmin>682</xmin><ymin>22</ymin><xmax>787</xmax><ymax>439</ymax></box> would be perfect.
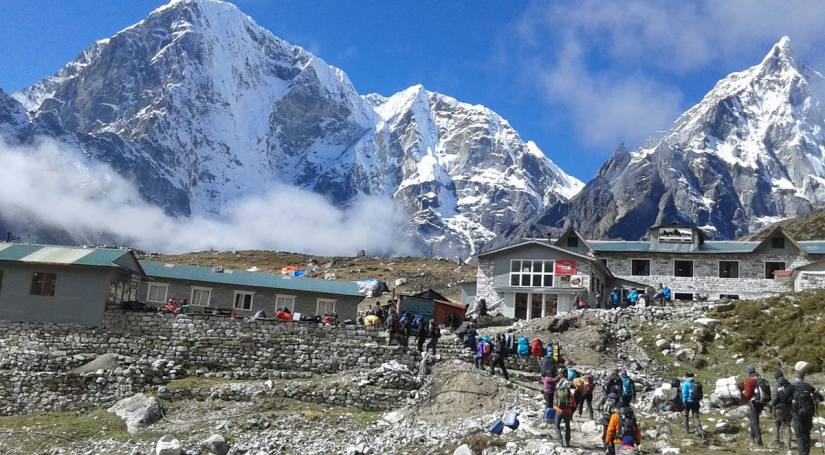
<box><xmin>233</xmin><ymin>290</ymin><xmax>255</xmax><ymax>311</ymax></box>
<box><xmin>316</xmin><ymin>298</ymin><xmax>336</xmax><ymax>315</ymax></box>
<box><xmin>509</xmin><ymin>259</ymin><xmax>555</xmax><ymax>288</ymax></box>
<box><xmin>146</xmin><ymin>283</ymin><xmax>169</xmax><ymax>304</ymax></box>
<box><xmin>566</xmin><ymin>236</ymin><xmax>579</xmax><ymax>248</ymax></box>
<box><xmin>718</xmin><ymin>260</ymin><xmax>740</xmax><ymax>279</ymax></box>
<box><xmin>673</xmin><ymin>260</ymin><xmax>694</xmax><ymax>278</ymax></box>
<box><xmin>30</xmin><ymin>272</ymin><xmax>57</xmax><ymax>297</ymax></box>
<box><xmin>764</xmin><ymin>261</ymin><xmax>786</xmax><ymax>279</ymax></box>
<box><xmin>276</xmin><ymin>294</ymin><xmax>296</xmax><ymax>313</ymax></box>
<box><xmin>630</xmin><ymin>258</ymin><xmax>651</xmax><ymax>276</ymax></box>
<box><xmin>189</xmin><ymin>286</ymin><xmax>212</xmax><ymax>307</ymax></box>
<box><xmin>771</xmin><ymin>236</ymin><xmax>785</xmax><ymax>249</ymax></box>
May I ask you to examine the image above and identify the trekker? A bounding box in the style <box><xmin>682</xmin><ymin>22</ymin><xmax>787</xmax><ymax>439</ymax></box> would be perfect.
<box><xmin>384</xmin><ymin>308</ymin><xmax>397</xmax><ymax>345</ymax></box>
<box><xmin>742</xmin><ymin>366</ymin><xmax>770</xmax><ymax>447</ymax></box>
<box><xmin>466</xmin><ymin>323</ymin><xmax>478</xmax><ymax>351</ymax></box>
<box><xmin>478</xmin><ymin>298</ymin><xmax>488</xmax><ymax>317</ymax></box>
<box><xmin>770</xmin><ymin>369</ymin><xmax>793</xmax><ymax>450</ymax></box>
<box><xmin>620</xmin><ymin>370</ymin><xmax>636</xmax><ymax>406</ymax></box>
<box><xmin>543</xmin><ymin>372</ymin><xmax>558</xmax><ymax>409</ymax></box>
<box><xmin>425</xmin><ymin>320</ymin><xmax>440</xmax><ymax>355</ymax></box>
<box><xmin>490</xmin><ymin>334</ymin><xmax>509</xmax><ymax>380</ymax></box>
<box><xmin>627</xmin><ymin>288</ymin><xmax>639</xmax><ymax>306</ymax></box>
<box><xmin>416</xmin><ymin>321</ymin><xmax>428</xmax><ymax>352</ymax></box>
<box><xmin>399</xmin><ymin>314</ymin><xmax>411</xmax><ymax>347</ymax></box>
<box><xmin>791</xmin><ymin>370</ymin><xmax>824</xmax><ymax>455</ymax></box>
<box><xmin>600</xmin><ymin>392</ymin><xmax>620</xmax><ymax>444</ymax></box>
<box><xmin>554</xmin><ymin>378</ymin><xmax>576</xmax><ymax>447</ymax></box>
<box><xmin>681</xmin><ymin>372</ymin><xmax>704</xmax><ymax>437</ymax></box>
<box><xmin>516</xmin><ymin>336</ymin><xmax>530</xmax><ymax>357</ymax></box>
<box><xmin>662</xmin><ymin>285</ymin><xmax>672</xmax><ymax>304</ymax></box>
<box><xmin>541</xmin><ymin>353</ymin><xmax>557</xmax><ymax>379</ymax></box>
<box><xmin>602</xmin><ymin>368</ymin><xmax>623</xmax><ymax>406</ymax></box>
<box><xmin>577</xmin><ymin>372</ymin><xmax>595</xmax><ymax>419</ymax></box>
<box><xmin>605</xmin><ymin>405</ymin><xmax>642</xmax><ymax>455</ymax></box>
<box><xmin>610</xmin><ymin>288</ymin><xmax>621</xmax><ymax>309</ymax></box>
<box><xmin>474</xmin><ymin>339</ymin><xmax>487</xmax><ymax>369</ymax></box>
<box><xmin>530</xmin><ymin>336</ymin><xmax>544</xmax><ymax>357</ymax></box>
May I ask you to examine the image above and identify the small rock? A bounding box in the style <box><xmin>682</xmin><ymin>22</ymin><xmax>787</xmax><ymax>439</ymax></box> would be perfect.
<box><xmin>453</xmin><ymin>444</ymin><xmax>474</xmax><ymax>455</ymax></box>
<box><xmin>202</xmin><ymin>434</ymin><xmax>229</xmax><ymax>455</ymax></box>
<box><xmin>155</xmin><ymin>435</ymin><xmax>181</xmax><ymax>455</ymax></box>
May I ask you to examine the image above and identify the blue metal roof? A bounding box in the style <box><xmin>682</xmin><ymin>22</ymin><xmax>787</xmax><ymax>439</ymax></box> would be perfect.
<box><xmin>139</xmin><ymin>260</ymin><xmax>363</xmax><ymax>297</ymax></box>
<box><xmin>799</xmin><ymin>241</ymin><xmax>825</xmax><ymax>254</ymax></box>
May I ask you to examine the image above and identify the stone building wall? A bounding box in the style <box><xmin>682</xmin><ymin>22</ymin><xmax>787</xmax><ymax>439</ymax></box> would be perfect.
<box><xmin>795</xmin><ymin>272</ymin><xmax>825</xmax><ymax>291</ymax></box>
<box><xmin>600</xmin><ymin>252</ymin><xmax>804</xmax><ymax>299</ymax></box>
<box><xmin>475</xmin><ymin>257</ymin><xmax>498</xmax><ymax>311</ymax></box>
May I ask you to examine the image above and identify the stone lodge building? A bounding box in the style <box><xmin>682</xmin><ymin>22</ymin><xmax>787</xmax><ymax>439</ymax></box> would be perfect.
<box><xmin>470</xmin><ymin>224</ymin><xmax>825</xmax><ymax>320</ymax></box>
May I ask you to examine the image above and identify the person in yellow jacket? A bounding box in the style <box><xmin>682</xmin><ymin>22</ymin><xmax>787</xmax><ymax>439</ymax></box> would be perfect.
<box><xmin>605</xmin><ymin>405</ymin><xmax>642</xmax><ymax>454</ymax></box>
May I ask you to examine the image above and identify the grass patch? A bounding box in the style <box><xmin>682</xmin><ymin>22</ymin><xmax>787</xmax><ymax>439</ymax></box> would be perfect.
<box><xmin>0</xmin><ymin>409</ymin><xmax>127</xmax><ymax>452</ymax></box>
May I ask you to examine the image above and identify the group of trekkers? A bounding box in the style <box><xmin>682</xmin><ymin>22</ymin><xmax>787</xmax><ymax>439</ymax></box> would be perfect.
<box><xmin>606</xmin><ymin>283</ymin><xmax>673</xmax><ymax>309</ymax></box>
<box><xmin>656</xmin><ymin>366</ymin><xmax>824</xmax><ymax>455</ymax></box>
<box><xmin>363</xmin><ymin>302</ymin><xmax>443</xmax><ymax>354</ymax></box>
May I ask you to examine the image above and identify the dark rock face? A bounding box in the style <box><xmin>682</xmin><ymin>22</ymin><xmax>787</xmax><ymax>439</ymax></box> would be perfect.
<box><xmin>1</xmin><ymin>0</ymin><xmax>581</xmax><ymax>257</ymax></box>
<box><xmin>528</xmin><ymin>36</ymin><xmax>825</xmax><ymax>241</ymax></box>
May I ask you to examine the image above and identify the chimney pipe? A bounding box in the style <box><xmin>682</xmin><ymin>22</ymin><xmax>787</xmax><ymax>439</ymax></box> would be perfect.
<box><xmin>5</xmin><ymin>231</ymin><xmax>11</xmax><ymax>242</ymax></box>
<box><xmin>546</xmin><ymin>232</ymin><xmax>553</xmax><ymax>243</ymax></box>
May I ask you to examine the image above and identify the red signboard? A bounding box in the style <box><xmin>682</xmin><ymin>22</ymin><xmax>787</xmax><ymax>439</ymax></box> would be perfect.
<box><xmin>554</xmin><ymin>259</ymin><xmax>576</xmax><ymax>276</ymax></box>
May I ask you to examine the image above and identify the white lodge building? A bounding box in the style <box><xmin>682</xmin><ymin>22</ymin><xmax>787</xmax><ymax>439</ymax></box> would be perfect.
<box><xmin>471</xmin><ymin>223</ymin><xmax>825</xmax><ymax>320</ymax></box>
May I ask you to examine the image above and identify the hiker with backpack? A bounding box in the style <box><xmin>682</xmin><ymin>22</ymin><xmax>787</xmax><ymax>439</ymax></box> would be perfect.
<box><xmin>543</xmin><ymin>372</ymin><xmax>558</xmax><ymax>409</ymax></box>
<box><xmin>416</xmin><ymin>320</ymin><xmax>428</xmax><ymax>352</ymax></box>
<box><xmin>600</xmin><ymin>392</ymin><xmax>621</xmax><ymax>445</ymax></box>
<box><xmin>425</xmin><ymin>320</ymin><xmax>440</xmax><ymax>355</ymax></box>
<box><xmin>605</xmin><ymin>405</ymin><xmax>642</xmax><ymax>454</ymax></box>
<box><xmin>742</xmin><ymin>366</ymin><xmax>770</xmax><ymax>447</ymax></box>
<box><xmin>620</xmin><ymin>370</ymin><xmax>636</xmax><ymax>406</ymax></box>
<box><xmin>541</xmin><ymin>352</ymin><xmax>557</xmax><ymax>379</ymax></box>
<box><xmin>516</xmin><ymin>336</ymin><xmax>530</xmax><ymax>357</ymax></box>
<box><xmin>553</xmin><ymin>378</ymin><xmax>577</xmax><ymax>448</ymax></box>
<box><xmin>770</xmin><ymin>369</ymin><xmax>794</xmax><ymax>450</ymax></box>
<box><xmin>681</xmin><ymin>372</ymin><xmax>704</xmax><ymax>437</ymax></box>
<box><xmin>530</xmin><ymin>336</ymin><xmax>544</xmax><ymax>357</ymax></box>
<box><xmin>490</xmin><ymin>333</ymin><xmax>510</xmax><ymax>380</ymax></box>
<box><xmin>610</xmin><ymin>288</ymin><xmax>621</xmax><ymax>309</ymax></box>
<box><xmin>791</xmin><ymin>370</ymin><xmax>823</xmax><ymax>455</ymax></box>
<box><xmin>576</xmin><ymin>372</ymin><xmax>595</xmax><ymax>420</ymax></box>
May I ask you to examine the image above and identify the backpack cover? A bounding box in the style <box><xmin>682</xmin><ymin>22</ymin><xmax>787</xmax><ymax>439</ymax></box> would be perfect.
<box><xmin>690</xmin><ymin>381</ymin><xmax>704</xmax><ymax>402</ymax></box>
<box><xmin>792</xmin><ymin>383</ymin><xmax>817</xmax><ymax>418</ymax></box>
<box><xmin>530</xmin><ymin>338</ymin><xmax>544</xmax><ymax>356</ymax></box>
<box><xmin>622</xmin><ymin>377</ymin><xmax>635</xmax><ymax>400</ymax></box>
<box><xmin>754</xmin><ymin>377</ymin><xmax>772</xmax><ymax>405</ymax></box>
<box><xmin>517</xmin><ymin>337</ymin><xmax>529</xmax><ymax>356</ymax></box>
<box><xmin>552</xmin><ymin>342</ymin><xmax>561</xmax><ymax>362</ymax></box>
<box><xmin>617</xmin><ymin>407</ymin><xmax>638</xmax><ymax>441</ymax></box>
<box><xmin>555</xmin><ymin>386</ymin><xmax>572</xmax><ymax>408</ymax></box>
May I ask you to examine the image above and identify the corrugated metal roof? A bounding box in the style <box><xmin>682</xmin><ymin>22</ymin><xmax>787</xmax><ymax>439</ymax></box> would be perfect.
<box><xmin>588</xmin><ymin>242</ymin><xmax>651</xmax><ymax>252</ymax></box>
<box><xmin>0</xmin><ymin>242</ymin><xmax>134</xmax><ymax>267</ymax></box>
<box><xmin>799</xmin><ymin>241</ymin><xmax>825</xmax><ymax>254</ymax></box>
<box><xmin>139</xmin><ymin>260</ymin><xmax>363</xmax><ymax>297</ymax></box>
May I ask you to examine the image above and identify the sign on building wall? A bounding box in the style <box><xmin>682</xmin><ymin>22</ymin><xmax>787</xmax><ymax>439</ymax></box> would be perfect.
<box><xmin>554</xmin><ymin>259</ymin><xmax>576</xmax><ymax>275</ymax></box>
<box><xmin>658</xmin><ymin>228</ymin><xmax>693</xmax><ymax>243</ymax></box>
<box><xmin>569</xmin><ymin>274</ymin><xmax>589</xmax><ymax>288</ymax></box>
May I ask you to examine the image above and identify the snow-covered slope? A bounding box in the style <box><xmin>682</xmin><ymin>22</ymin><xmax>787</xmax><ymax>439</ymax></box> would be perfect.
<box><xmin>525</xmin><ymin>36</ymin><xmax>825</xmax><ymax>241</ymax></box>
<box><xmin>4</xmin><ymin>0</ymin><xmax>581</xmax><ymax>257</ymax></box>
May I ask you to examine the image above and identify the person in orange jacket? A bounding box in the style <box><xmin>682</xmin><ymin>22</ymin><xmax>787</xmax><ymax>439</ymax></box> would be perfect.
<box><xmin>605</xmin><ymin>405</ymin><xmax>642</xmax><ymax>453</ymax></box>
<box><xmin>554</xmin><ymin>378</ymin><xmax>577</xmax><ymax>447</ymax></box>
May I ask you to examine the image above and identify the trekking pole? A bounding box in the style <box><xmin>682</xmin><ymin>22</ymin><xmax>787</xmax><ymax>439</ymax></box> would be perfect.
<box><xmin>817</xmin><ymin>401</ymin><xmax>825</xmax><ymax>455</ymax></box>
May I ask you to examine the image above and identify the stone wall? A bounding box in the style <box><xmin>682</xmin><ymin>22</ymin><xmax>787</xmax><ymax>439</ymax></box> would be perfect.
<box><xmin>0</xmin><ymin>311</ymin><xmax>426</xmax><ymax>415</ymax></box>
<box><xmin>601</xmin><ymin>252</ymin><xmax>804</xmax><ymax>299</ymax></box>
<box><xmin>795</xmin><ymin>272</ymin><xmax>825</xmax><ymax>291</ymax></box>
<box><xmin>474</xmin><ymin>258</ymin><xmax>498</xmax><ymax>311</ymax></box>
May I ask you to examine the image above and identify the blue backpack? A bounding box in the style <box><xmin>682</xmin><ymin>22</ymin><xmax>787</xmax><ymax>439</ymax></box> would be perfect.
<box><xmin>487</xmin><ymin>419</ymin><xmax>504</xmax><ymax>435</ymax></box>
<box><xmin>622</xmin><ymin>376</ymin><xmax>635</xmax><ymax>401</ymax></box>
<box><xmin>517</xmin><ymin>337</ymin><xmax>529</xmax><ymax>356</ymax></box>
<box><xmin>543</xmin><ymin>407</ymin><xmax>556</xmax><ymax>422</ymax></box>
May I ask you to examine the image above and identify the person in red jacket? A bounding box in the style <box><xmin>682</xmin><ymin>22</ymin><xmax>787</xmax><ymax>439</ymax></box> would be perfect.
<box><xmin>742</xmin><ymin>366</ymin><xmax>764</xmax><ymax>447</ymax></box>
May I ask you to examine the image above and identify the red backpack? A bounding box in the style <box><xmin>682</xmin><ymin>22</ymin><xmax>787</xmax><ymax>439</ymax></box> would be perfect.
<box><xmin>530</xmin><ymin>338</ymin><xmax>544</xmax><ymax>357</ymax></box>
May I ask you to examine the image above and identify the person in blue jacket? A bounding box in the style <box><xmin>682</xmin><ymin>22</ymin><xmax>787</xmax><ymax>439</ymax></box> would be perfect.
<box><xmin>681</xmin><ymin>372</ymin><xmax>704</xmax><ymax>437</ymax></box>
<box><xmin>609</xmin><ymin>288</ymin><xmax>621</xmax><ymax>309</ymax></box>
<box><xmin>627</xmin><ymin>288</ymin><xmax>639</xmax><ymax>306</ymax></box>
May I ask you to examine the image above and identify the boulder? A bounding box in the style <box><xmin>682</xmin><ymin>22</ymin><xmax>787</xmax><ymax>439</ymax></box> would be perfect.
<box><xmin>655</xmin><ymin>339</ymin><xmax>670</xmax><ymax>349</ymax></box>
<box><xmin>70</xmin><ymin>353</ymin><xmax>120</xmax><ymax>373</ymax></box>
<box><xmin>714</xmin><ymin>420</ymin><xmax>738</xmax><ymax>434</ymax></box>
<box><xmin>674</xmin><ymin>348</ymin><xmax>695</xmax><ymax>361</ymax></box>
<box><xmin>453</xmin><ymin>444</ymin><xmax>474</xmax><ymax>455</ymax></box>
<box><xmin>394</xmin><ymin>278</ymin><xmax>408</xmax><ymax>287</ymax></box>
<box><xmin>693</xmin><ymin>318</ymin><xmax>719</xmax><ymax>328</ymax></box>
<box><xmin>108</xmin><ymin>393</ymin><xmax>164</xmax><ymax>433</ymax></box>
<box><xmin>155</xmin><ymin>435</ymin><xmax>182</xmax><ymax>455</ymax></box>
<box><xmin>202</xmin><ymin>434</ymin><xmax>230</xmax><ymax>455</ymax></box>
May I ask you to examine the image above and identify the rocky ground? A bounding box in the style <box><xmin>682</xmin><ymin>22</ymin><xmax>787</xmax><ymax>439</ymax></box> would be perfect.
<box><xmin>2</xmin><ymin>296</ymin><xmax>825</xmax><ymax>455</ymax></box>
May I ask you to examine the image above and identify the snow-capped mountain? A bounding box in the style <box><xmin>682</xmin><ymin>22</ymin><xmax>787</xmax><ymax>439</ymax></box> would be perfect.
<box><xmin>522</xmin><ymin>36</ymin><xmax>825</xmax><ymax>241</ymax></box>
<box><xmin>2</xmin><ymin>0</ymin><xmax>581</xmax><ymax>257</ymax></box>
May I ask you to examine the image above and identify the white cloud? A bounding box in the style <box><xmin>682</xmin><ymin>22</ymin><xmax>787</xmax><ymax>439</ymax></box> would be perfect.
<box><xmin>0</xmin><ymin>138</ymin><xmax>416</xmax><ymax>256</ymax></box>
<box><xmin>518</xmin><ymin>0</ymin><xmax>825</xmax><ymax>149</ymax></box>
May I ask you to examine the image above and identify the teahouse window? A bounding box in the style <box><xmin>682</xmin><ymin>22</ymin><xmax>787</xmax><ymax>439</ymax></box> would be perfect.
<box><xmin>30</xmin><ymin>272</ymin><xmax>57</xmax><ymax>296</ymax></box>
<box><xmin>765</xmin><ymin>262</ymin><xmax>786</xmax><ymax>279</ymax></box>
<box><xmin>771</xmin><ymin>237</ymin><xmax>785</xmax><ymax>249</ymax></box>
<box><xmin>146</xmin><ymin>283</ymin><xmax>168</xmax><ymax>304</ymax></box>
<box><xmin>316</xmin><ymin>298</ymin><xmax>336</xmax><ymax>315</ymax></box>
<box><xmin>190</xmin><ymin>287</ymin><xmax>212</xmax><ymax>306</ymax></box>
<box><xmin>233</xmin><ymin>291</ymin><xmax>254</xmax><ymax>310</ymax></box>
<box><xmin>276</xmin><ymin>294</ymin><xmax>296</xmax><ymax>313</ymax></box>
<box><xmin>718</xmin><ymin>261</ymin><xmax>739</xmax><ymax>279</ymax></box>
<box><xmin>631</xmin><ymin>259</ymin><xmax>650</xmax><ymax>276</ymax></box>
<box><xmin>510</xmin><ymin>260</ymin><xmax>554</xmax><ymax>287</ymax></box>
<box><xmin>674</xmin><ymin>260</ymin><xmax>694</xmax><ymax>278</ymax></box>
<box><xmin>566</xmin><ymin>236</ymin><xmax>579</xmax><ymax>248</ymax></box>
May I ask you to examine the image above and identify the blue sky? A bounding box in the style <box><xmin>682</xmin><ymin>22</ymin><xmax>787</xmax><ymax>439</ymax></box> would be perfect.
<box><xmin>2</xmin><ymin>0</ymin><xmax>825</xmax><ymax>181</ymax></box>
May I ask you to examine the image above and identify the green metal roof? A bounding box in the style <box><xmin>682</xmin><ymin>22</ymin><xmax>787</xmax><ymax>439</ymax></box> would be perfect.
<box><xmin>0</xmin><ymin>242</ymin><xmax>134</xmax><ymax>267</ymax></box>
<box><xmin>587</xmin><ymin>241</ymin><xmax>651</xmax><ymax>253</ymax></box>
<box><xmin>139</xmin><ymin>260</ymin><xmax>363</xmax><ymax>297</ymax></box>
